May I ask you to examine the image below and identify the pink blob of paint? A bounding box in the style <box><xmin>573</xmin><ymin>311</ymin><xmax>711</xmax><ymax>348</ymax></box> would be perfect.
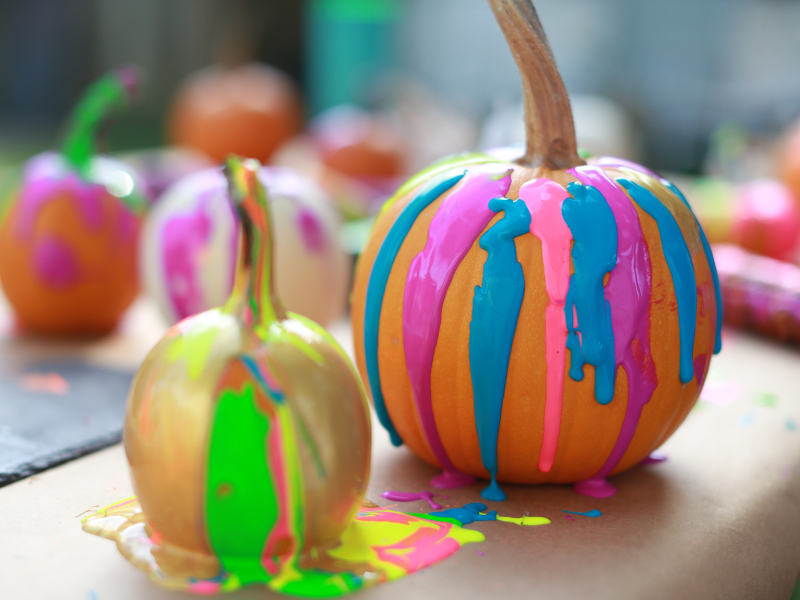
<box><xmin>34</xmin><ymin>237</ymin><xmax>80</xmax><ymax>288</ymax></box>
<box><xmin>296</xmin><ymin>207</ymin><xmax>327</xmax><ymax>253</ymax></box>
<box><xmin>573</xmin><ymin>477</ymin><xmax>618</xmax><ymax>499</ymax></box>
<box><xmin>640</xmin><ymin>450</ymin><xmax>668</xmax><ymax>466</ymax></box>
<box><xmin>565</xmin><ymin>515</ymin><xmax>575</xmax><ymax>521</ymax></box>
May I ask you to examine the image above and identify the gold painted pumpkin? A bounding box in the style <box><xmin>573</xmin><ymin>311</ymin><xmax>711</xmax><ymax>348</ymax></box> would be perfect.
<box><xmin>351</xmin><ymin>0</ymin><xmax>721</xmax><ymax>500</ymax></box>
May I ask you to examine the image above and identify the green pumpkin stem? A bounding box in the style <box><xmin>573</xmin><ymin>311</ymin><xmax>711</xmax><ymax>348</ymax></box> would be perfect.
<box><xmin>488</xmin><ymin>0</ymin><xmax>584</xmax><ymax>170</ymax></box>
<box><xmin>60</xmin><ymin>66</ymin><xmax>138</xmax><ymax>177</ymax></box>
<box><xmin>224</xmin><ymin>156</ymin><xmax>286</xmax><ymax>326</ymax></box>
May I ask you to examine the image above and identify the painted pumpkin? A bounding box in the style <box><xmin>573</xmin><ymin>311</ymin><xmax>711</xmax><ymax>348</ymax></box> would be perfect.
<box><xmin>732</xmin><ymin>179</ymin><xmax>800</xmax><ymax>262</ymax></box>
<box><xmin>0</xmin><ymin>68</ymin><xmax>147</xmax><ymax>336</ymax></box>
<box><xmin>351</xmin><ymin>0</ymin><xmax>722</xmax><ymax>501</ymax></box>
<box><xmin>124</xmin><ymin>157</ymin><xmax>371</xmax><ymax>583</ymax></box>
<box><xmin>140</xmin><ymin>165</ymin><xmax>350</xmax><ymax>326</ymax></box>
<box><xmin>168</xmin><ymin>63</ymin><xmax>302</xmax><ymax>164</ymax></box>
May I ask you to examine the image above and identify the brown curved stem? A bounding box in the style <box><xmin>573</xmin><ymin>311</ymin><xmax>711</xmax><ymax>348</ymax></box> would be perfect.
<box><xmin>488</xmin><ymin>0</ymin><xmax>584</xmax><ymax>170</ymax></box>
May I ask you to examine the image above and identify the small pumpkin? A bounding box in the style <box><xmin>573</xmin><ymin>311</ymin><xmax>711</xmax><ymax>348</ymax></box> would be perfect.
<box><xmin>125</xmin><ymin>156</ymin><xmax>371</xmax><ymax>582</ymax></box>
<box><xmin>168</xmin><ymin>63</ymin><xmax>302</xmax><ymax>164</ymax></box>
<box><xmin>0</xmin><ymin>67</ymin><xmax>147</xmax><ymax>336</ymax></box>
<box><xmin>140</xmin><ymin>165</ymin><xmax>350</xmax><ymax>326</ymax></box>
<box><xmin>351</xmin><ymin>0</ymin><xmax>722</xmax><ymax>500</ymax></box>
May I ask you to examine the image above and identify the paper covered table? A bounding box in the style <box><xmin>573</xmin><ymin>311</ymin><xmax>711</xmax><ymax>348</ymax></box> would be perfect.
<box><xmin>1</xmin><ymin>297</ymin><xmax>799</xmax><ymax>599</ymax></box>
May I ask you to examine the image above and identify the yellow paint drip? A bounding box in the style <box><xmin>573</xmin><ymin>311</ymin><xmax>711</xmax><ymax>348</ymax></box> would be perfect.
<box><xmin>496</xmin><ymin>515</ymin><xmax>551</xmax><ymax>526</ymax></box>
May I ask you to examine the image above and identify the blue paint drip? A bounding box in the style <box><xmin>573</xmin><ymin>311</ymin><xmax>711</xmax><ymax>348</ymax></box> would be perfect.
<box><xmin>563</xmin><ymin>509</ymin><xmax>602</xmax><ymax>518</ymax></box>
<box><xmin>661</xmin><ymin>179</ymin><xmax>723</xmax><ymax>355</ymax></box>
<box><xmin>562</xmin><ymin>183</ymin><xmax>618</xmax><ymax>404</ymax></box>
<box><xmin>363</xmin><ymin>172</ymin><xmax>466</xmax><ymax>447</ymax></box>
<box><xmin>618</xmin><ymin>179</ymin><xmax>697</xmax><ymax>383</ymax></box>
<box><xmin>429</xmin><ymin>502</ymin><xmax>498</xmax><ymax>525</ymax></box>
<box><xmin>469</xmin><ymin>197</ymin><xmax>531</xmax><ymax>502</ymax></box>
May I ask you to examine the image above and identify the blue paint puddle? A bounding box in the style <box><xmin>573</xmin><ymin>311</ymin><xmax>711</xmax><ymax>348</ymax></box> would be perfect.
<box><xmin>736</xmin><ymin>413</ymin><xmax>756</xmax><ymax>428</ymax></box>
<box><xmin>562</xmin><ymin>509</ymin><xmax>602</xmax><ymax>518</ymax></box>
<box><xmin>429</xmin><ymin>502</ymin><xmax>498</xmax><ymax>525</ymax></box>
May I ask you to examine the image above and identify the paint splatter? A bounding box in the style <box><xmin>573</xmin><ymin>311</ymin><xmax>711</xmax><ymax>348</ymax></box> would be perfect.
<box><xmin>565</xmin><ymin>515</ymin><xmax>575</xmax><ymax>521</ymax></box>
<box><xmin>381</xmin><ymin>490</ymin><xmax>444</xmax><ymax>510</ymax></box>
<box><xmin>413</xmin><ymin>503</ymin><xmax>550</xmax><ymax>528</ymax></box>
<box><xmin>786</xmin><ymin>418</ymin><xmax>797</xmax><ymax>432</ymax></box>
<box><xmin>562</xmin><ymin>509</ymin><xmax>602</xmax><ymax>518</ymax></box>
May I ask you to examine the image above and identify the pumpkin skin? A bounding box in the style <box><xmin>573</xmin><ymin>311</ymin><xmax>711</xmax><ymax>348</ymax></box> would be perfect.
<box><xmin>351</xmin><ymin>152</ymin><xmax>721</xmax><ymax>497</ymax></box>
<box><xmin>140</xmin><ymin>165</ymin><xmax>349</xmax><ymax>326</ymax></box>
<box><xmin>168</xmin><ymin>63</ymin><xmax>302</xmax><ymax>164</ymax></box>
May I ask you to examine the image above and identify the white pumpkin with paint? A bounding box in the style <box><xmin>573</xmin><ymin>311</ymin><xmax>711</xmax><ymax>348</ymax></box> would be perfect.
<box><xmin>140</xmin><ymin>166</ymin><xmax>349</xmax><ymax>326</ymax></box>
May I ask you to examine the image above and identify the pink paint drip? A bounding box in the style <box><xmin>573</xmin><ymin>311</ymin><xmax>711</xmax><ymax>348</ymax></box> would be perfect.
<box><xmin>518</xmin><ymin>179</ymin><xmax>573</xmax><ymax>473</ymax></box>
<box><xmin>402</xmin><ymin>165</ymin><xmax>512</xmax><ymax>489</ymax></box>
<box><xmin>565</xmin><ymin>514</ymin><xmax>575</xmax><ymax>521</ymax></box>
<box><xmin>381</xmin><ymin>490</ymin><xmax>444</xmax><ymax>510</ymax></box>
<box><xmin>570</xmin><ymin>166</ymin><xmax>657</xmax><ymax>498</ymax></box>
<box><xmin>33</xmin><ymin>236</ymin><xmax>80</xmax><ymax>288</ymax></box>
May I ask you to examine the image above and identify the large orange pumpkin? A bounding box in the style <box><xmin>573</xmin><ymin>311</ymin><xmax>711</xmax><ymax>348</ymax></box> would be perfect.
<box><xmin>0</xmin><ymin>68</ymin><xmax>147</xmax><ymax>337</ymax></box>
<box><xmin>351</xmin><ymin>0</ymin><xmax>722</xmax><ymax>500</ymax></box>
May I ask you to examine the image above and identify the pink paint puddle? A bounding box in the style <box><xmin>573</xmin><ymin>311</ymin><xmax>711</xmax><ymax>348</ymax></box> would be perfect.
<box><xmin>381</xmin><ymin>490</ymin><xmax>445</xmax><ymax>510</ymax></box>
<box><xmin>573</xmin><ymin>477</ymin><xmax>617</xmax><ymax>498</ymax></box>
<box><xmin>700</xmin><ymin>382</ymin><xmax>738</xmax><ymax>406</ymax></box>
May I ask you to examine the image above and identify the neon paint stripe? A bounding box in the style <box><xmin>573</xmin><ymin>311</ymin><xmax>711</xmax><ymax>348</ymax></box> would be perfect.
<box><xmin>403</xmin><ymin>166</ymin><xmax>512</xmax><ymax>489</ymax></box>
<box><xmin>518</xmin><ymin>179</ymin><xmax>572</xmax><ymax>474</ymax></box>
<box><xmin>618</xmin><ymin>179</ymin><xmax>697</xmax><ymax>384</ymax></box>
<box><xmin>562</xmin><ymin>182</ymin><xmax>618</xmax><ymax>404</ymax></box>
<box><xmin>660</xmin><ymin>178</ymin><xmax>722</xmax><ymax>355</ymax></box>
<box><xmin>470</xmin><ymin>197</ymin><xmax>530</xmax><ymax>501</ymax></box>
<box><xmin>570</xmin><ymin>167</ymin><xmax>657</xmax><ymax>496</ymax></box>
<box><xmin>363</xmin><ymin>171</ymin><xmax>466</xmax><ymax>447</ymax></box>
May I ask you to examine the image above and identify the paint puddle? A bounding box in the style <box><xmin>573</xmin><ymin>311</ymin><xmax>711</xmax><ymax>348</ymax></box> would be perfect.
<box><xmin>381</xmin><ymin>490</ymin><xmax>446</xmax><ymax>510</ymax></box>
<box><xmin>753</xmin><ymin>392</ymin><xmax>778</xmax><ymax>408</ymax></box>
<box><xmin>562</xmin><ymin>509</ymin><xmax>602</xmax><ymax>518</ymax></box>
<box><xmin>565</xmin><ymin>515</ymin><xmax>575</xmax><ymax>521</ymax></box>
<box><xmin>84</xmin><ymin>497</ymin><xmax>484</xmax><ymax>596</ymax></box>
<box><xmin>736</xmin><ymin>413</ymin><xmax>756</xmax><ymax>428</ymax></box>
<box><xmin>700</xmin><ymin>382</ymin><xmax>738</xmax><ymax>406</ymax></box>
<box><xmin>411</xmin><ymin>502</ymin><xmax>550</xmax><ymax>528</ymax></box>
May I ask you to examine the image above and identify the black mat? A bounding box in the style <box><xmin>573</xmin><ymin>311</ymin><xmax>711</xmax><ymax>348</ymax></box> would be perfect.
<box><xmin>0</xmin><ymin>361</ymin><xmax>133</xmax><ymax>487</ymax></box>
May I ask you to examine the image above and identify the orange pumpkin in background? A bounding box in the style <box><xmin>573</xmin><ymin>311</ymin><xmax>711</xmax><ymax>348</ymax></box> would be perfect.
<box><xmin>780</xmin><ymin>118</ymin><xmax>800</xmax><ymax>208</ymax></box>
<box><xmin>168</xmin><ymin>63</ymin><xmax>302</xmax><ymax>164</ymax></box>
<box><xmin>351</xmin><ymin>0</ymin><xmax>722</xmax><ymax>501</ymax></box>
<box><xmin>0</xmin><ymin>68</ymin><xmax>147</xmax><ymax>337</ymax></box>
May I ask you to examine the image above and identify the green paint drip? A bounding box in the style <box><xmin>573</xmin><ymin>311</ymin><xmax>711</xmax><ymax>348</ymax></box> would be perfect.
<box><xmin>406</xmin><ymin>513</ymin><xmax>462</xmax><ymax>526</ymax></box>
<box><xmin>61</xmin><ymin>67</ymin><xmax>137</xmax><ymax>177</ymax></box>
<box><xmin>206</xmin><ymin>381</ymin><xmax>277</xmax><ymax>586</ymax></box>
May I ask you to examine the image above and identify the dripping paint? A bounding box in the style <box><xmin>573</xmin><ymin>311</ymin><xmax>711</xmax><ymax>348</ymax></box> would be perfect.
<box><xmin>363</xmin><ymin>171</ymin><xmax>466</xmax><ymax>447</ymax></box>
<box><xmin>469</xmin><ymin>196</ymin><xmax>530</xmax><ymax>501</ymax></box>
<box><xmin>517</xmin><ymin>179</ymin><xmax>572</xmax><ymax>474</ymax></box>
<box><xmin>402</xmin><ymin>165</ymin><xmax>512</xmax><ymax>488</ymax></box>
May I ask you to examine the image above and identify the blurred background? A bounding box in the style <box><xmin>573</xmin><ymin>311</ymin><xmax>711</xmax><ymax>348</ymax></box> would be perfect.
<box><xmin>2</xmin><ymin>0</ymin><xmax>800</xmax><ymax>172</ymax></box>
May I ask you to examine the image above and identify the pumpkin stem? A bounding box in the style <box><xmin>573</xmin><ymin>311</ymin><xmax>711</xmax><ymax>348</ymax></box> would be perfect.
<box><xmin>488</xmin><ymin>0</ymin><xmax>584</xmax><ymax>170</ymax></box>
<box><xmin>60</xmin><ymin>66</ymin><xmax>139</xmax><ymax>177</ymax></box>
<box><xmin>224</xmin><ymin>156</ymin><xmax>286</xmax><ymax>326</ymax></box>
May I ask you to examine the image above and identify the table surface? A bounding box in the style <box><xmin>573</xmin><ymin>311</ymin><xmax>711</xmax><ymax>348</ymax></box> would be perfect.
<box><xmin>2</xmin><ymin>298</ymin><xmax>800</xmax><ymax>600</ymax></box>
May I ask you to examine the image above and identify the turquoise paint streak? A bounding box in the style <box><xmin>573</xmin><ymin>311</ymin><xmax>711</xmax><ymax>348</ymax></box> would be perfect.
<box><xmin>661</xmin><ymin>179</ymin><xmax>722</xmax><ymax>355</ymax></box>
<box><xmin>363</xmin><ymin>171</ymin><xmax>465</xmax><ymax>446</ymax></box>
<box><xmin>470</xmin><ymin>197</ymin><xmax>530</xmax><ymax>502</ymax></box>
<box><xmin>619</xmin><ymin>179</ymin><xmax>697</xmax><ymax>383</ymax></box>
<box><xmin>562</xmin><ymin>183</ymin><xmax>618</xmax><ymax>404</ymax></box>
